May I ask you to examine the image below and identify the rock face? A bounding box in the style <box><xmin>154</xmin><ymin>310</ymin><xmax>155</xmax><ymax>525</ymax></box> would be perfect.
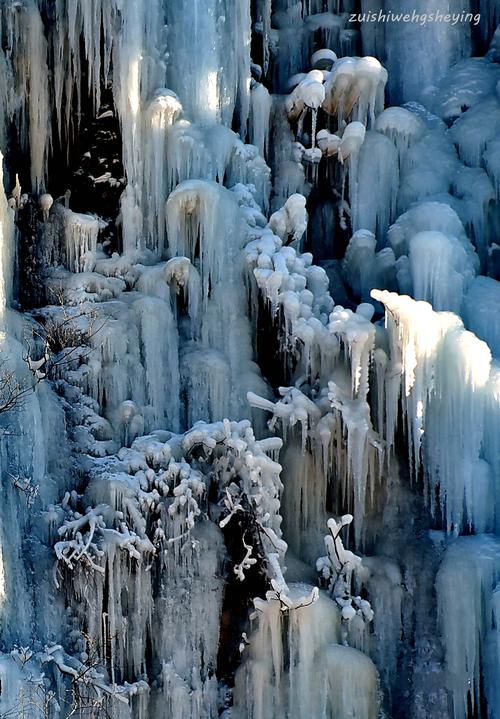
<box><xmin>0</xmin><ymin>2</ymin><xmax>499</xmax><ymax>718</ymax></box>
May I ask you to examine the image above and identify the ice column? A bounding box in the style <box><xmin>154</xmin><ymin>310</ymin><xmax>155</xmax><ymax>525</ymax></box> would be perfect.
<box><xmin>233</xmin><ymin>584</ymin><xmax>379</xmax><ymax>719</ymax></box>
<box><xmin>165</xmin><ymin>0</ymin><xmax>251</xmax><ymax>131</ymax></box>
<box><xmin>436</xmin><ymin>536</ymin><xmax>500</xmax><ymax>719</ymax></box>
<box><xmin>6</xmin><ymin>0</ymin><xmax>50</xmax><ymax>191</ymax></box>
<box><xmin>373</xmin><ymin>290</ymin><xmax>495</xmax><ymax>533</ymax></box>
<box><xmin>0</xmin><ymin>154</ymin><xmax>14</xmax><ymax>315</ymax></box>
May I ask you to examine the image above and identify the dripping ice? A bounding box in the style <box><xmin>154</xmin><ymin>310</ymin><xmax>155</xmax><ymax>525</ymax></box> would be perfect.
<box><xmin>0</xmin><ymin>1</ymin><xmax>499</xmax><ymax>718</ymax></box>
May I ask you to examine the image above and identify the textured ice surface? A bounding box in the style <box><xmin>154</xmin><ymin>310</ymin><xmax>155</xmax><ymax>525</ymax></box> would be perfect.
<box><xmin>0</xmin><ymin>1</ymin><xmax>500</xmax><ymax>718</ymax></box>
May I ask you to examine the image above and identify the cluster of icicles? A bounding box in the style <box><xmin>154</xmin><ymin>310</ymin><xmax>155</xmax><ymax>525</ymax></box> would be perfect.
<box><xmin>0</xmin><ymin>1</ymin><xmax>499</xmax><ymax>719</ymax></box>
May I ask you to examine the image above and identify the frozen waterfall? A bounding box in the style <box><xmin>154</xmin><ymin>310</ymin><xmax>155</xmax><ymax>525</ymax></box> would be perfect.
<box><xmin>0</xmin><ymin>0</ymin><xmax>499</xmax><ymax>718</ymax></box>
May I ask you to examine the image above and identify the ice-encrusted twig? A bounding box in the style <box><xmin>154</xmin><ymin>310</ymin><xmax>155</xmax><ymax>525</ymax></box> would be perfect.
<box><xmin>248</xmin><ymin>386</ymin><xmax>321</xmax><ymax>450</ymax></box>
<box><xmin>317</xmin><ymin>517</ymin><xmax>373</xmax><ymax>640</ymax></box>
<box><xmin>234</xmin><ymin>533</ymin><xmax>258</xmax><ymax>582</ymax></box>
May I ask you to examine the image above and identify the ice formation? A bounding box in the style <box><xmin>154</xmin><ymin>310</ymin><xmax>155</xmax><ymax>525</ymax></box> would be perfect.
<box><xmin>0</xmin><ymin>1</ymin><xmax>500</xmax><ymax>718</ymax></box>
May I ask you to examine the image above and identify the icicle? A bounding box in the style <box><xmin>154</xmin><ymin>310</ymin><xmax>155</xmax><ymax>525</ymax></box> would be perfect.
<box><xmin>372</xmin><ymin>289</ymin><xmax>494</xmax><ymax>533</ymax></box>
<box><xmin>133</xmin><ymin>296</ymin><xmax>180</xmax><ymax>433</ymax></box>
<box><xmin>408</xmin><ymin>230</ymin><xmax>477</xmax><ymax>312</ymax></box>
<box><xmin>436</xmin><ymin>536</ymin><xmax>500</xmax><ymax>719</ymax></box>
<box><xmin>39</xmin><ymin>193</ymin><xmax>53</xmax><ymax>222</ymax></box>
<box><xmin>113</xmin><ymin>0</ymin><xmax>165</xmax><ymax>252</ymax></box>
<box><xmin>350</xmin><ymin>131</ymin><xmax>399</xmax><ymax>241</ymax></box>
<box><xmin>0</xmin><ymin>153</ymin><xmax>14</xmax><ymax>315</ymax></box>
<box><xmin>9</xmin><ymin>0</ymin><xmax>50</xmax><ymax>191</ymax></box>
<box><xmin>374</xmin><ymin>107</ymin><xmax>426</xmax><ymax>168</ymax></box>
<box><xmin>64</xmin><ymin>211</ymin><xmax>102</xmax><ymax>273</ymax></box>
<box><xmin>322</xmin><ymin>56</ymin><xmax>387</xmax><ymax>128</ymax></box>
<box><xmin>388</xmin><ymin>201</ymin><xmax>472</xmax><ymax>260</ymax></box>
<box><xmin>250</xmin><ymin>82</ymin><xmax>272</xmax><ymax>158</ymax></box>
<box><xmin>261</xmin><ymin>0</ymin><xmax>272</xmax><ymax>76</ymax></box>
<box><xmin>234</xmin><ymin>584</ymin><xmax>379</xmax><ymax>719</ymax></box>
<box><xmin>166</xmin><ymin>180</ymin><xmax>245</xmax><ymax>303</ymax></box>
<box><xmin>165</xmin><ymin>0</ymin><xmax>251</xmax><ymax>131</ymax></box>
<box><xmin>143</xmin><ymin>89</ymin><xmax>182</xmax><ymax>254</ymax></box>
